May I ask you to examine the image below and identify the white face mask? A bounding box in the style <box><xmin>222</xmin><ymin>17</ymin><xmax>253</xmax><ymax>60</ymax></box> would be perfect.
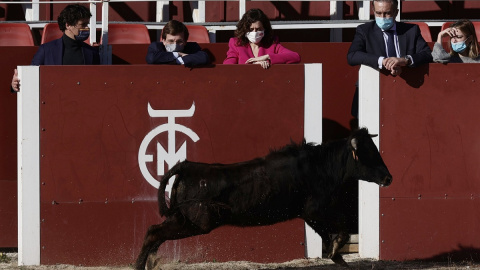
<box><xmin>245</xmin><ymin>31</ymin><xmax>264</xmax><ymax>44</ymax></box>
<box><xmin>164</xmin><ymin>43</ymin><xmax>185</xmax><ymax>52</ymax></box>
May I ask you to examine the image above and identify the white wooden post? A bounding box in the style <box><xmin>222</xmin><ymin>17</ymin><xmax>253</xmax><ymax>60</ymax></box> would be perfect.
<box><xmin>358</xmin><ymin>65</ymin><xmax>381</xmax><ymax>259</ymax></box>
<box><xmin>304</xmin><ymin>63</ymin><xmax>323</xmax><ymax>259</ymax></box>
<box><xmin>90</xmin><ymin>2</ymin><xmax>97</xmax><ymax>44</ymax></box>
<box><xmin>330</xmin><ymin>1</ymin><xmax>343</xmax><ymax>42</ymax></box>
<box><xmin>239</xmin><ymin>0</ymin><xmax>246</xmax><ymax>20</ymax></box>
<box><xmin>100</xmin><ymin>0</ymin><xmax>111</xmax><ymax>64</ymax></box>
<box><xmin>397</xmin><ymin>0</ymin><xmax>401</xmax><ymax>21</ymax></box>
<box><xmin>24</xmin><ymin>0</ymin><xmax>39</xmax><ymax>21</ymax></box>
<box><xmin>17</xmin><ymin>66</ymin><xmax>41</xmax><ymax>266</ymax></box>
<box><xmin>156</xmin><ymin>1</ymin><xmax>169</xmax><ymax>22</ymax></box>
<box><xmin>192</xmin><ymin>1</ymin><xmax>205</xmax><ymax>23</ymax></box>
<box><xmin>358</xmin><ymin>0</ymin><xmax>371</xmax><ymax>20</ymax></box>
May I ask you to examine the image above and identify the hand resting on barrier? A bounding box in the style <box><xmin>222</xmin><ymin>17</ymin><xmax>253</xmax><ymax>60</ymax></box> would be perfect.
<box><xmin>11</xmin><ymin>69</ymin><xmax>20</xmax><ymax>92</ymax></box>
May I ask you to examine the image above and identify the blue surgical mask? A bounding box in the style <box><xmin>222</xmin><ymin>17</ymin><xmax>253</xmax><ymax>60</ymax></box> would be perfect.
<box><xmin>75</xmin><ymin>29</ymin><xmax>90</xmax><ymax>42</ymax></box>
<box><xmin>451</xmin><ymin>39</ymin><xmax>469</xmax><ymax>53</ymax></box>
<box><xmin>375</xmin><ymin>17</ymin><xmax>394</xmax><ymax>31</ymax></box>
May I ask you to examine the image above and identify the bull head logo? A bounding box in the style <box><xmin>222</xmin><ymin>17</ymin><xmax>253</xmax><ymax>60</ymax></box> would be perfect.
<box><xmin>138</xmin><ymin>102</ymin><xmax>199</xmax><ymax>195</ymax></box>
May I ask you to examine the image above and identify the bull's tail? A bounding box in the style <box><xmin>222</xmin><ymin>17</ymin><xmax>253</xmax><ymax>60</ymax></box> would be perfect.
<box><xmin>158</xmin><ymin>162</ymin><xmax>184</xmax><ymax>217</ymax></box>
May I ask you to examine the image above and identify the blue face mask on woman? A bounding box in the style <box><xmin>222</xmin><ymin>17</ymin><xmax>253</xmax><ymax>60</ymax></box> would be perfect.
<box><xmin>451</xmin><ymin>37</ymin><xmax>470</xmax><ymax>53</ymax></box>
<box><xmin>375</xmin><ymin>17</ymin><xmax>394</xmax><ymax>31</ymax></box>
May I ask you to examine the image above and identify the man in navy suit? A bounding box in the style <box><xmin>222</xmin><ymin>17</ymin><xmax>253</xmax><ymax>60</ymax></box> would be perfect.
<box><xmin>146</xmin><ymin>20</ymin><xmax>210</xmax><ymax>67</ymax></box>
<box><xmin>11</xmin><ymin>4</ymin><xmax>100</xmax><ymax>92</ymax></box>
<box><xmin>347</xmin><ymin>0</ymin><xmax>432</xmax><ymax>76</ymax></box>
<box><xmin>347</xmin><ymin>0</ymin><xmax>432</xmax><ymax>117</ymax></box>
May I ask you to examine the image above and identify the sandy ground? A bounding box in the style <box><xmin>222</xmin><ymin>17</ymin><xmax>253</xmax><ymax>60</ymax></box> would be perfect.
<box><xmin>2</xmin><ymin>252</ymin><xmax>480</xmax><ymax>270</ymax></box>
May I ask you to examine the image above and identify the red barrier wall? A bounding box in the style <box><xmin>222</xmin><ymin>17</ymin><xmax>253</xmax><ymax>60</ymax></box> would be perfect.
<box><xmin>38</xmin><ymin>65</ymin><xmax>308</xmax><ymax>265</ymax></box>
<box><xmin>379</xmin><ymin>64</ymin><xmax>480</xmax><ymax>261</ymax></box>
<box><xmin>0</xmin><ymin>43</ymin><xmax>357</xmax><ymax>251</ymax></box>
<box><xmin>111</xmin><ymin>42</ymin><xmax>357</xmax><ymax>139</ymax></box>
<box><xmin>0</xmin><ymin>47</ymin><xmax>37</xmax><ymax>248</ymax></box>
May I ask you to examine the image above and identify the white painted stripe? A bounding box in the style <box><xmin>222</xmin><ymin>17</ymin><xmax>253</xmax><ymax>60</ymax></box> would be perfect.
<box><xmin>304</xmin><ymin>63</ymin><xmax>323</xmax><ymax>258</ymax></box>
<box><xmin>18</xmin><ymin>66</ymin><xmax>41</xmax><ymax>266</ymax></box>
<box><xmin>358</xmin><ymin>65</ymin><xmax>381</xmax><ymax>259</ymax></box>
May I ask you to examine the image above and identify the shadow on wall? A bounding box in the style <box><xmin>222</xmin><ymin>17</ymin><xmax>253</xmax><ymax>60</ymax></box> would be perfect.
<box><xmin>322</xmin><ymin>118</ymin><xmax>353</xmax><ymax>143</ymax></box>
<box><xmin>398</xmin><ymin>63</ymin><xmax>430</xmax><ymax>89</ymax></box>
<box><xmin>424</xmin><ymin>245</ymin><xmax>480</xmax><ymax>262</ymax></box>
<box><xmin>281</xmin><ymin>246</ymin><xmax>480</xmax><ymax>269</ymax></box>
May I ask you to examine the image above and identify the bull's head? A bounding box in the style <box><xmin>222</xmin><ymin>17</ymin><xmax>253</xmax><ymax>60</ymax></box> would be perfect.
<box><xmin>349</xmin><ymin>128</ymin><xmax>392</xmax><ymax>187</ymax></box>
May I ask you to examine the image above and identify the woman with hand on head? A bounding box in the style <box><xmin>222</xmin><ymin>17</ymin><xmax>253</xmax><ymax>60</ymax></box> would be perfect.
<box><xmin>432</xmin><ymin>19</ymin><xmax>480</xmax><ymax>63</ymax></box>
<box><xmin>223</xmin><ymin>8</ymin><xmax>300</xmax><ymax>69</ymax></box>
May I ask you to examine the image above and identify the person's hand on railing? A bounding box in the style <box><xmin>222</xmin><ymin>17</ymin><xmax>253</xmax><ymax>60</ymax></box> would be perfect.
<box><xmin>252</xmin><ymin>60</ymin><xmax>270</xmax><ymax>69</ymax></box>
<box><xmin>245</xmin><ymin>55</ymin><xmax>271</xmax><ymax>69</ymax></box>
<box><xmin>11</xmin><ymin>69</ymin><xmax>20</xmax><ymax>92</ymax></box>
<box><xmin>245</xmin><ymin>54</ymin><xmax>270</xmax><ymax>63</ymax></box>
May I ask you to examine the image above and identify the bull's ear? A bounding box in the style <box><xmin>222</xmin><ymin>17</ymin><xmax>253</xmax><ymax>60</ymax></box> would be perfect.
<box><xmin>351</xmin><ymin>138</ymin><xmax>358</xmax><ymax>150</ymax></box>
<box><xmin>352</xmin><ymin>150</ymin><xmax>359</xmax><ymax>161</ymax></box>
<box><xmin>370</xmin><ymin>134</ymin><xmax>378</xmax><ymax>138</ymax></box>
<box><xmin>350</xmin><ymin>138</ymin><xmax>359</xmax><ymax>161</ymax></box>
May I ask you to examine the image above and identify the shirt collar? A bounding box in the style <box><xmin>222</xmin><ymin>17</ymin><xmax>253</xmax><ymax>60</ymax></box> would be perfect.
<box><xmin>383</xmin><ymin>22</ymin><xmax>397</xmax><ymax>32</ymax></box>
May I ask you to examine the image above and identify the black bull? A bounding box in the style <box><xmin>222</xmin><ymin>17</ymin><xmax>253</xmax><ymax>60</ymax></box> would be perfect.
<box><xmin>135</xmin><ymin>128</ymin><xmax>392</xmax><ymax>269</ymax></box>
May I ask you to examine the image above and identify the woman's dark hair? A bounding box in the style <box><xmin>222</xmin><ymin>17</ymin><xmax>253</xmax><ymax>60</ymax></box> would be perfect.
<box><xmin>234</xmin><ymin>9</ymin><xmax>273</xmax><ymax>47</ymax></box>
<box><xmin>162</xmin><ymin>20</ymin><xmax>189</xmax><ymax>41</ymax></box>
<box><xmin>57</xmin><ymin>4</ymin><xmax>92</xmax><ymax>32</ymax></box>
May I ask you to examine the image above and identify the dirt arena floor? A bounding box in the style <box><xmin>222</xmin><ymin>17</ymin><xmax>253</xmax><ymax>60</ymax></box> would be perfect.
<box><xmin>2</xmin><ymin>252</ymin><xmax>480</xmax><ymax>270</ymax></box>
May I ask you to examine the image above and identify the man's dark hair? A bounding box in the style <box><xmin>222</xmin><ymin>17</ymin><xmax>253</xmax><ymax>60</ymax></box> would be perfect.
<box><xmin>373</xmin><ymin>0</ymin><xmax>399</xmax><ymax>9</ymax></box>
<box><xmin>162</xmin><ymin>20</ymin><xmax>189</xmax><ymax>41</ymax></box>
<box><xmin>57</xmin><ymin>4</ymin><xmax>92</xmax><ymax>32</ymax></box>
<box><xmin>234</xmin><ymin>8</ymin><xmax>274</xmax><ymax>47</ymax></box>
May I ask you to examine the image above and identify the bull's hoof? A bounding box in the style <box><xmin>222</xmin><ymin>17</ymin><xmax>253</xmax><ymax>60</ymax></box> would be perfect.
<box><xmin>133</xmin><ymin>263</ymin><xmax>145</xmax><ymax>270</ymax></box>
<box><xmin>330</xmin><ymin>253</ymin><xmax>349</xmax><ymax>268</ymax></box>
<box><xmin>146</xmin><ymin>253</ymin><xmax>160</xmax><ymax>270</ymax></box>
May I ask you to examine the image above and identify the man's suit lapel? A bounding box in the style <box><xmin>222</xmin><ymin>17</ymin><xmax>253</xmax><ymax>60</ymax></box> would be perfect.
<box><xmin>396</xmin><ymin>22</ymin><xmax>407</xmax><ymax>56</ymax></box>
<box><xmin>372</xmin><ymin>23</ymin><xmax>387</xmax><ymax>57</ymax></box>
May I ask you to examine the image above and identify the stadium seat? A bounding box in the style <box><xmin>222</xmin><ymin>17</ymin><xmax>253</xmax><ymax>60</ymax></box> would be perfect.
<box><xmin>41</xmin><ymin>23</ymin><xmax>90</xmax><ymax>44</ymax></box>
<box><xmin>0</xmin><ymin>23</ymin><xmax>34</xmax><ymax>46</ymax></box>
<box><xmin>186</xmin><ymin>25</ymin><xmax>210</xmax><ymax>43</ymax></box>
<box><xmin>160</xmin><ymin>25</ymin><xmax>210</xmax><ymax>43</ymax></box>
<box><xmin>407</xmin><ymin>22</ymin><xmax>432</xmax><ymax>42</ymax></box>
<box><xmin>41</xmin><ymin>23</ymin><xmax>62</xmax><ymax>44</ymax></box>
<box><xmin>101</xmin><ymin>24</ymin><xmax>150</xmax><ymax>44</ymax></box>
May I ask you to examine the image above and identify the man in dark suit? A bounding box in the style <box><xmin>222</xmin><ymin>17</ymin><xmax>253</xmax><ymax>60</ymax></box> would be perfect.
<box><xmin>347</xmin><ymin>0</ymin><xmax>432</xmax><ymax>116</ymax></box>
<box><xmin>347</xmin><ymin>0</ymin><xmax>432</xmax><ymax>76</ymax></box>
<box><xmin>11</xmin><ymin>4</ymin><xmax>100</xmax><ymax>92</ymax></box>
<box><xmin>146</xmin><ymin>20</ymin><xmax>210</xmax><ymax>67</ymax></box>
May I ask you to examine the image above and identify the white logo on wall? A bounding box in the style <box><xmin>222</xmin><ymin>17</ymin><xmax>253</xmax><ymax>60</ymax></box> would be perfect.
<box><xmin>138</xmin><ymin>102</ymin><xmax>199</xmax><ymax>195</ymax></box>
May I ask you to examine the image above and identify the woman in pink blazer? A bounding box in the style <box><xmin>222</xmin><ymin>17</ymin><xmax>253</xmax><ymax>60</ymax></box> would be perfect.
<box><xmin>223</xmin><ymin>9</ymin><xmax>301</xmax><ymax>69</ymax></box>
